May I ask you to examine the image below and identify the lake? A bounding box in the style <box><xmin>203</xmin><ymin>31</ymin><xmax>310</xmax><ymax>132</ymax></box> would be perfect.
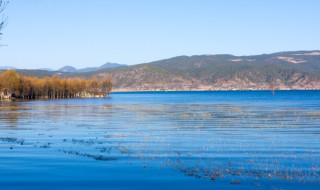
<box><xmin>0</xmin><ymin>91</ymin><xmax>319</xmax><ymax>190</ymax></box>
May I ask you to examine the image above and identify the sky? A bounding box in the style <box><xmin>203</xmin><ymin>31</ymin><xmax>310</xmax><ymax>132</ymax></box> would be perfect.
<box><xmin>0</xmin><ymin>0</ymin><xmax>319</xmax><ymax>70</ymax></box>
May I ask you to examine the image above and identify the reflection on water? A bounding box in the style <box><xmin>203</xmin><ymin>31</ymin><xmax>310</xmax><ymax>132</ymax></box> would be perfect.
<box><xmin>0</xmin><ymin>101</ymin><xmax>26</xmax><ymax>128</ymax></box>
<box><xmin>0</xmin><ymin>91</ymin><xmax>320</xmax><ymax>189</ymax></box>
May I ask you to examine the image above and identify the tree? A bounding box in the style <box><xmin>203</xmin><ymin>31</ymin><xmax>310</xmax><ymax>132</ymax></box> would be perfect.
<box><xmin>88</xmin><ymin>78</ymin><xmax>99</xmax><ymax>96</ymax></box>
<box><xmin>0</xmin><ymin>70</ymin><xmax>113</xmax><ymax>100</ymax></box>
<box><xmin>0</xmin><ymin>70</ymin><xmax>20</xmax><ymax>92</ymax></box>
<box><xmin>100</xmin><ymin>76</ymin><xmax>112</xmax><ymax>96</ymax></box>
<box><xmin>0</xmin><ymin>0</ymin><xmax>8</xmax><ymax>37</ymax></box>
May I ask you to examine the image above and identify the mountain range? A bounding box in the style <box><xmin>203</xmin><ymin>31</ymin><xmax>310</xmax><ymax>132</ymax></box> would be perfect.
<box><xmin>97</xmin><ymin>50</ymin><xmax>320</xmax><ymax>91</ymax></box>
<box><xmin>57</xmin><ymin>62</ymin><xmax>126</xmax><ymax>73</ymax></box>
<box><xmin>0</xmin><ymin>63</ymin><xmax>126</xmax><ymax>72</ymax></box>
<box><xmin>0</xmin><ymin>66</ymin><xmax>17</xmax><ymax>70</ymax></box>
<box><xmin>1</xmin><ymin>50</ymin><xmax>320</xmax><ymax>91</ymax></box>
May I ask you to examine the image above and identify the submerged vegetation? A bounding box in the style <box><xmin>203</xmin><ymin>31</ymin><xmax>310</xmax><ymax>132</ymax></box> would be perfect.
<box><xmin>0</xmin><ymin>70</ymin><xmax>112</xmax><ymax>100</ymax></box>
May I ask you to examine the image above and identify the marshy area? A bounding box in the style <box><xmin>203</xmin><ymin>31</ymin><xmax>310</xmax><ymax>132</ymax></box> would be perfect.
<box><xmin>0</xmin><ymin>91</ymin><xmax>319</xmax><ymax>190</ymax></box>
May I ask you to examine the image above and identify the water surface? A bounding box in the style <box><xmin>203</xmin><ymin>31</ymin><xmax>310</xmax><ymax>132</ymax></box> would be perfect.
<box><xmin>0</xmin><ymin>91</ymin><xmax>319</xmax><ymax>189</ymax></box>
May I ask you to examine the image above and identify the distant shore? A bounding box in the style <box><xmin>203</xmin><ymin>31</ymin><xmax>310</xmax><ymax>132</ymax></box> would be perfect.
<box><xmin>112</xmin><ymin>89</ymin><xmax>320</xmax><ymax>93</ymax></box>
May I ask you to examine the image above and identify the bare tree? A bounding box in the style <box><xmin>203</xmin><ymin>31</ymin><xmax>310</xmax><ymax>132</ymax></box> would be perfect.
<box><xmin>0</xmin><ymin>0</ymin><xmax>8</xmax><ymax>37</ymax></box>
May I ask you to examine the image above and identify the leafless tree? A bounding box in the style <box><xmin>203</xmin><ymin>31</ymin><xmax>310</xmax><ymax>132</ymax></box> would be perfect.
<box><xmin>0</xmin><ymin>0</ymin><xmax>8</xmax><ymax>36</ymax></box>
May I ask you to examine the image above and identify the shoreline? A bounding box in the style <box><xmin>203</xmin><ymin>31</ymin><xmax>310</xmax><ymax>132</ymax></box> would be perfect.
<box><xmin>2</xmin><ymin>89</ymin><xmax>319</xmax><ymax>101</ymax></box>
<box><xmin>111</xmin><ymin>89</ymin><xmax>320</xmax><ymax>93</ymax></box>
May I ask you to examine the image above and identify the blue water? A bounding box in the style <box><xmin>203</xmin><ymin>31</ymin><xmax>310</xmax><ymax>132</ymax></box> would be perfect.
<box><xmin>0</xmin><ymin>91</ymin><xmax>319</xmax><ymax>189</ymax></box>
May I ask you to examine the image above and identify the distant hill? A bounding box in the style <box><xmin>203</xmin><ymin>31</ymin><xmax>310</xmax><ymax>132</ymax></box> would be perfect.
<box><xmin>0</xmin><ymin>66</ymin><xmax>17</xmax><ymax>70</ymax></box>
<box><xmin>39</xmin><ymin>68</ymin><xmax>55</xmax><ymax>71</ymax></box>
<box><xmin>58</xmin><ymin>66</ymin><xmax>77</xmax><ymax>72</ymax></box>
<box><xmin>78</xmin><ymin>62</ymin><xmax>127</xmax><ymax>73</ymax></box>
<box><xmin>97</xmin><ymin>50</ymin><xmax>320</xmax><ymax>91</ymax></box>
<box><xmin>8</xmin><ymin>50</ymin><xmax>320</xmax><ymax>91</ymax></box>
<box><xmin>57</xmin><ymin>63</ymin><xmax>126</xmax><ymax>73</ymax></box>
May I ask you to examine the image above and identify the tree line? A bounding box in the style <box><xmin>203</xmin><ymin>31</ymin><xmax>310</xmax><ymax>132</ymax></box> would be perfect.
<box><xmin>0</xmin><ymin>70</ymin><xmax>112</xmax><ymax>100</ymax></box>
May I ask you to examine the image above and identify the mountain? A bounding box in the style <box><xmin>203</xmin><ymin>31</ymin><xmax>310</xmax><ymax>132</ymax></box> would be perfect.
<box><xmin>58</xmin><ymin>66</ymin><xmax>77</xmax><ymax>72</ymax></box>
<box><xmin>100</xmin><ymin>62</ymin><xmax>127</xmax><ymax>70</ymax></box>
<box><xmin>57</xmin><ymin>63</ymin><xmax>126</xmax><ymax>73</ymax></box>
<box><xmin>8</xmin><ymin>50</ymin><xmax>320</xmax><ymax>91</ymax></box>
<box><xmin>0</xmin><ymin>66</ymin><xmax>17</xmax><ymax>70</ymax></box>
<box><xmin>78</xmin><ymin>62</ymin><xmax>126</xmax><ymax>73</ymax></box>
<box><xmin>96</xmin><ymin>51</ymin><xmax>320</xmax><ymax>91</ymax></box>
<box><xmin>39</xmin><ymin>68</ymin><xmax>55</xmax><ymax>71</ymax></box>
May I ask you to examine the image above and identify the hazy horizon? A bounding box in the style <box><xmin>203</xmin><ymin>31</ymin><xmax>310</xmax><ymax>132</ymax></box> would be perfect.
<box><xmin>0</xmin><ymin>0</ymin><xmax>320</xmax><ymax>70</ymax></box>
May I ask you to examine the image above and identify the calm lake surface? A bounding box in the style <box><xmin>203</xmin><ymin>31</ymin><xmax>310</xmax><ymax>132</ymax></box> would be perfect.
<box><xmin>0</xmin><ymin>91</ymin><xmax>319</xmax><ymax>190</ymax></box>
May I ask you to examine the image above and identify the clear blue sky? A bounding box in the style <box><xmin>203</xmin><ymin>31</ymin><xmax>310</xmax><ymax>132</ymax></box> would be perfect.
<box><xmin>0</xmin><ymin>0</ymin><xmax>319</xmax><ymax>69</ymax></box>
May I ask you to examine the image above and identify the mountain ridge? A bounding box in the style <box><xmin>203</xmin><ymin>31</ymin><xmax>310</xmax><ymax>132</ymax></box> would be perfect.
<box><xmin>98</xmin><ymin>50</ymin><xmax>320</xmax><ymax>91</ymax></box>
<box><xmin>2</xmin><ymin>50</ymin><xmax>320</xmax><ymax>91</ymax></box>
<box><xmin>57</xmin><ymin>62</ymin><xmax>126</xmax><ymax>73</ymax></box>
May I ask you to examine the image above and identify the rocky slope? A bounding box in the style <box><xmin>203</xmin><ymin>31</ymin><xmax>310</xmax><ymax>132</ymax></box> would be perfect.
<box><xmin>98</xmin><ymin>51</ymin><xmax>320</xmax><ymax>91</ymax></box>
<box><xmin>5</xmin><ymin>50</ymin><xmax>320</xmax><ymax>91</ymax></box>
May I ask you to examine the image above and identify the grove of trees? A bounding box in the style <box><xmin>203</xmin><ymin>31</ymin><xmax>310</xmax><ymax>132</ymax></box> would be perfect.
<box><xmin>0</xmin><ymin>70</ymin><xmax>112</xmax><ymax>100</ymax></box>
